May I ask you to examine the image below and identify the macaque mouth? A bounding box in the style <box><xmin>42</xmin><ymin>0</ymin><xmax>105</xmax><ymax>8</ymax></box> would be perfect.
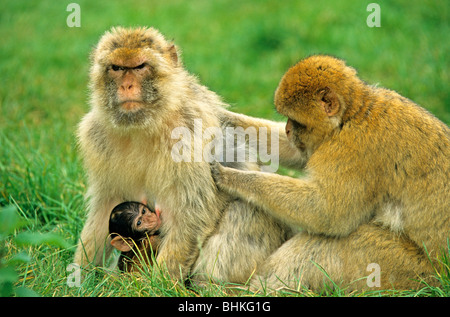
<box><xmin>120</xmin><ymin>100</ymin><xmax>145</xmax><ymax>111</ymax></box>
<box><xmin>297</xmin><ymin>141</ymin><xmax>307</xmax><ymax>151</ymax></box>
<box><xmin>149</xmin><ymin>229</ymin><xmax>160</xmax><ymax>236</ymax></box>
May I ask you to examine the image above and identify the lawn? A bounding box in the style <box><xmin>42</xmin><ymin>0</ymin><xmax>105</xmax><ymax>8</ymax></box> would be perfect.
<box><xmin>0</xmin><ymin>0</ymin><xmax>449</xmax><ymax>298</ymax></box>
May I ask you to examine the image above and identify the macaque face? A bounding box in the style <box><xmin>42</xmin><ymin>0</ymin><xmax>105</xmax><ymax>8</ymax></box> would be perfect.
<box><xmin>109</xmin><ymin>202</ymin><xmax>162</xmax><ymax>242</ymax></box>
<box><xmin>276</xmin><ymin>61</ymin><xmax>343</xmax><ymax>156</ymax></box>
<box><xmin>109</xmin><ymin>202</ymin><xmax>162</xmax><ymax>253</ymax></box>
<box><xmin>108</xmin><ymin>60</ymin><xmax>152</xmax><ymax>110</ymax></box>
<box><xmin>103</xmin><ymin>51</ymin><xmax>160</xmax><ymax>126</ymax></box>
<box><xmin>285</xmin><ymin>118</ymin><xmax>307</xmax><ymax>151</ymax></box>
<box><xmin>92</xmin><ymin>27</ymin><xmax>178</xmax><ymax>127</ymax></box>
<box><xmin>132</xmin><ymin>203</ymin><xmax>161</xmax><ymax>237</ymax></box>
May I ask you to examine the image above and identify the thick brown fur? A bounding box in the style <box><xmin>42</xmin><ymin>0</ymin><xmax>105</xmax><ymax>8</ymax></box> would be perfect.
<box><xmin>213</xmin><ymin>55</ymin><xmax>449</xmax><ymax>291</ymax></box>
<box><xmin>74</xmin><ymin>26</ymin><xmax>295</xmax><ymax>284</ymax></box>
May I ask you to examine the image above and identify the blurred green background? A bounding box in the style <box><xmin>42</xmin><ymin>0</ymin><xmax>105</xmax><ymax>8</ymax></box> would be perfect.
<box><xmin>0</xmin><ymin>0</ymin><xmax>448</xmax><ymax>297</ymax></box>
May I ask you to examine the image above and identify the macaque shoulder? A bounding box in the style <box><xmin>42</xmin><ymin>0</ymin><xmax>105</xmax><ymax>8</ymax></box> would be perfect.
<box><xmin>78</xmin><ymin>111</ymin><xmax>112</xmax><ymax>155</ymax></box>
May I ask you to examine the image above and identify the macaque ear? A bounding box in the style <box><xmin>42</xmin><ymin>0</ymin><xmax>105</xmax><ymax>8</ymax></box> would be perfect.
<box><xmin>318</xmin><ymin>87</ymin><xmax>340</xmax><ymax>116</ymax></box>
<box><xmin>167</xmin><ymin>44</ymin><xmax>179</xmax><ymax>66</ymax></box>
<box><xmin>110</xmin><ymin>236</ymin><xmax>133</xmax><ymax>252</ymax></box>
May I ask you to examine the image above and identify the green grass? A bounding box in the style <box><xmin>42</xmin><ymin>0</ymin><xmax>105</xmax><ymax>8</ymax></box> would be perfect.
<box><xmin>0</xmin><ymin>0</ymin><xmax>449</xmax><ymax>297</ymax></box>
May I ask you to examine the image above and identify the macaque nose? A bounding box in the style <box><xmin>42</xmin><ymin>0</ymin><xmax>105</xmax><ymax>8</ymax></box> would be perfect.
<box><xmin>121</xmin><ymin>83</ymin><xmax>133</xmax><ymax>91</ymax></box>
<box><xmin>285</xmin><ymin>119</ymin><xmax>292</xmax><ymax>136</ymax></box>
<box><xmin>120</xmin><ymin>72</ymin><xmax>137</xmax><ymax>94</ymax></box>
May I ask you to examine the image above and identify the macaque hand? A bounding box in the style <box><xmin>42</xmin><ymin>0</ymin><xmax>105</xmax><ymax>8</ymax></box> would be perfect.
<box><xmin>210</xmin><ymin>162</ymin><xmax>229</xmax><ymax>190</ymax></box>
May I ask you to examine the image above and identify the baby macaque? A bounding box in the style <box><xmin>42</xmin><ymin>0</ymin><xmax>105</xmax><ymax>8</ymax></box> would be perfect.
<box><xmin>109</xmin><ymin>202</ymin><xmax>162</xmax><ymax>272</ymax></box>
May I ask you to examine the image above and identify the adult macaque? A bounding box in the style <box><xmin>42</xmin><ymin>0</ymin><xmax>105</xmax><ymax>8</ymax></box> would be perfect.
<box><xmin>74</xmin><ymin>26</ymin><xmax>295</xmax><ymax>283</ymax></box>
<box><xmin>213</xmin><ymin>55</ymin><xmax>449</xmax><ymax>291</ymax></box>
<box><xmin>109</xmin><ymin>202</ymin><xmax>162</xmax><ymax>272</ymax></box>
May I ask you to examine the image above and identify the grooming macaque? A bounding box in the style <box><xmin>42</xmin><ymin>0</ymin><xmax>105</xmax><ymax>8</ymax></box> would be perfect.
<box><xmin>74</xmin><ymin>26</ymin><xmax>295</xmax><ymax>283</ymax></box>
<box><xmin>109</xmin><ymin>202</ymin><xmax>161</xmax><ymax>272</ymax></box>
<box><xmin>213</xmin><ymin>55</ymin><xmax>449</xmax><ymax>291</ymax></box>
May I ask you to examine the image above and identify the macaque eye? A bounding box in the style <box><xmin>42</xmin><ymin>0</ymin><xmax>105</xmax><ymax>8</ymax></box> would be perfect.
<box><xmin>293</xmin><ymin>121</ymin><xmax>307</xmax><ymax>130</ymax></box>
<box><xmin>298</xmin><ymin>123</ymin><xmax>307</xmax><ymax>130</ymax></box>
<box><xmin>134</xmin><ymin>63</ymin><xmax>146</xmax><ymax>70</ymax></box>
<box><xmin>111</xmin><ymin>65</ymin><xmax>121</xmax><ymax>71</ymax></box>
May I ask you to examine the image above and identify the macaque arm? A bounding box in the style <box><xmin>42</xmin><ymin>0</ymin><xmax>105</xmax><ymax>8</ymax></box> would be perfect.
<box><xmin>219</xmin><ymin>109</ymin><xmax>307</xmax><ymax>169</ymax></box>
<box><xmin>212</xmin><ymin>164</ymin><xmax>370</xmax><ymax>237</ymax></box>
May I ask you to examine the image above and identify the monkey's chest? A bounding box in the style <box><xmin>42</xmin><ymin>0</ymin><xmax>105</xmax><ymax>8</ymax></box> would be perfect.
<box><xmin>103</xmin><ymin>140</ymin><xmax>171</xmax><ymax>199</ymax></box>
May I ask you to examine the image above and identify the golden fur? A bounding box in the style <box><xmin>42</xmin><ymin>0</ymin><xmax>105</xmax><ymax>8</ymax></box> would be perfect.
<box><xmin>213</xmin><ymin>55</ymin><xmax>449</xmax><ymax>291</ymax></box>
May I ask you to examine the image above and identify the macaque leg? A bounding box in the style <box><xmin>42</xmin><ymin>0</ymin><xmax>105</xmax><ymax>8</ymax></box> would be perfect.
<box><xmin>74</xmin><ymin>199</ymin><xmax>117</xmax><ymax>266</ymax></box>
<box><xmin>252</xmin><ymin>224</ymin><xmax>436</xmax><ymax>293</ymax></box>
